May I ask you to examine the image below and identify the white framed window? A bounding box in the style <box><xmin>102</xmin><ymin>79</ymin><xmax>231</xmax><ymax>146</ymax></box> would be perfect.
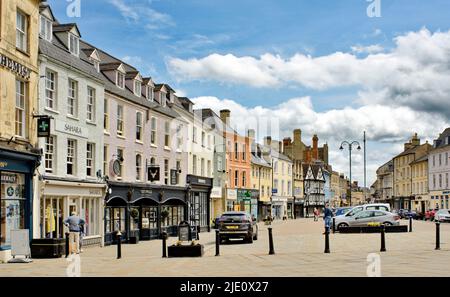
<box><xmin>67</xmin><ymin>79</ymin><xmax>78</xmax><ymax>116</ymax></box>
<box><xmin>16</xmin><ymin>10</ymin><xmax>28</xmax><ymax>52</ymax></box>
<box><xmin>150</xmin><ymin>117</ymin><xmax>157</xmax><ymax>145</ymax></box>
<box><xmin>136</xmin><ymin>154</ymin><xmax>142</xmax><ymax>181</ymax></box>
<box><xmin>164</xmin><ymin>159</ymin><xmax>169</xmax><ymax>185</ymax></box>
<box><xmin>93</xmin><ymin>60</ymin><xmax>100</xmax><ymax>72</ymax></box>
<box><xmin>104</xmin><ymin>99</ymin><xmax>109</xmax><ymax>132</ymax></box>
<box><xmin>234</xmin><ymin>170</ymin><xmax>239</xmax><ymax>187</ymax></box>
<box><xmin>67</xmin><ymin>139</ymin><xmax>76</xmax><ymax>175</ymax></box>
<box><xmin>242</xmin><ymin>144</ymin><xmax>246</xmax><ymax>161</ymax></box>
<box><xmin>68</xmin><ymin>33</ymin><xmax>79</xmax><ymax>56</ymax></box>
<box><xmin>192</xmin><ymin>127</ymin><xmax>197</xmax><ymax>143</ymax></box>
<box><xmin>148</xmin><ymin>87</ymin><xmax>154</xmax><ymax>101</ymax></box>
<box><xmin>116</xmin><ymin>72</ymin><xmax>125</xmax><ymax>88</ymax></box>
<box><xmin>45</xmin><ymin>69</ymin><xmax>56</xmax><ymax>109</ymax></box>
<box><xmin>136</xmin><ymin>112</ymin><xmax>143</xmax><ymax>141</ymax></box>
<box><xmin>86</xmin><ymin>143</ymin><xmax>95</xmax><ymax>177</ymax></box>
<box><xmin>87</xmin><ymin>87</ymin><xmax>96</xmax><ymax>122</ymax></box>
<box><xmin>39</xmin><ymin>15</ymin><xmax>52</xmax><ymax>41</ymax></box>
<box><xmin>117</xmin><ymin>105</ymin><xmax>124</xmax><ymax>136</ymax></box>
<box><xmin>45</xmin><ymin>136</ymin><xmax>55</xmax><ymax>173</ymax></box>
<box><xmin>201</xmin><ymin>158</ymin><xmax>205</xmax><ymax>176</ymax></box>
<box><xmin>193</xmin><ymin>155</ymin><xmax>197</xmax><ymax>175</ymax></box>
<box><xmin>15</xmin><ymin>80</ymin><xmax>26</xmax><ymax>138</ymax></box>
<box><xmin>164</xmin><ymin>121</ymin><xmax>170</xmax><ymax>147</ymax></box>
<box><xmin>116</xmin><ymin>148</ymin><xmax>124</xmax><ymax>178</ymax></box>
<box><xmin>134</xmin><ymin>80</ymin><xmax>141</xmax><ymax>96</ymax></box>
<box><xmin>103</xmin><ymin>145</ymin><xmax>108</xmax><ymax>176</ymax></box>
<box><xmin>161</xmin><ymin>92</ymin><xmax>166</xmax><ymax>107</ymax></box>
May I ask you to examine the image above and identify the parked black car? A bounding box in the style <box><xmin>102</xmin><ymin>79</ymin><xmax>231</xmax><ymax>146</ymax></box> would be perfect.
<box><xmin>218</xmin><ymin>212</ymin><xmax>258</xmax><ymax>243</ymax></box>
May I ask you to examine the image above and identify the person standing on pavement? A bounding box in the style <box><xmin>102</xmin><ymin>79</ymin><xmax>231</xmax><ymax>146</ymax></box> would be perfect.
<box><xmin>323</xmin><ymin>203</ymin><xmax>333</xmax><ymax>234</ymax></box>
<box><xmin>313</xmin><ymin>207</ymin><xmax>319</xmax><ymax>222</ymax></box>
<box><xmin>64</xmin><ymin>212</ymin><xmax>85</xmax><ymax>254</ymax></box>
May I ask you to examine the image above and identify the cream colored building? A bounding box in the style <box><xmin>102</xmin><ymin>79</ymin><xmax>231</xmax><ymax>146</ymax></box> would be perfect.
<box><xmin>330</xmin><ymin>171</ymin><xmax>340</xmax><ymax>207</ymax></box>
<box><xmin>411</xmin><ymin>155</ymin><xmax>429</xmax><ymax>212</ymax></box>
<box><xmin>250</xmin><ymin>143</ymin><xmax>272</xmax><ymax>220</ymax></box>
<box><xmin>0</xmin><ymin>0</ymin><xmax>41</xmax><ymax>262</ymax></box>
<box><xmin>393</xmin><ymin>134</ymin><xmax>431</xmax><ymax>210</ymax></box>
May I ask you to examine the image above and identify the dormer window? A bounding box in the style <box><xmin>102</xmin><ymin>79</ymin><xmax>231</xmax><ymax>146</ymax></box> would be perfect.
<box><xmin>134</xmin><ymin>80</ymin><xmax>141</xmax><ymax>97</ymax></box>
<box><xmin>148</xmin><ymin>87</ymin><xmax>154</xmax><ymax>102</ymax></box>
<box><xmin>160</xmin><ymin>92</ymin><xmax>166</xmax><ymax>107</ymax></box>
<box><xmin>68</xmin><ymin>33</ymin><xmax>79</xmax><ymax>56</ymax></box>
<box><xmin>116</xmin><ymin>72</ymin><xmax>125</xmax><ymax>88</ymax></box>
<box><xmin>93</xmin><ymin>60</ymin><xmax>100</xmax><ymax>72</ymax></box>
<box><xmin>39</xmin><ymin>15</ymin><xmax>52</xmax><ymax>41</ymax></box>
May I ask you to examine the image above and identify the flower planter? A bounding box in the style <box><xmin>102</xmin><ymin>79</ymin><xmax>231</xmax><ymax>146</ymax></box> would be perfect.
<box><xmin>168</xmin><ymin>244</ymin><xmax>204</xmax><ymax>257</ymax></box>
<box><xmin>30</xmin><ymin>238</ymin><xmax>65</xmax><ymax>258</ymax></box>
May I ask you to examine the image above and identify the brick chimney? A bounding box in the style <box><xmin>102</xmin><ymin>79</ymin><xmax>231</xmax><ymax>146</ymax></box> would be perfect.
<box><xmin>220</xmin><ymin>109</ymin><xmax>230</xmax><ymax>124</ymax></box>
<box><xmin>293</xmin><ymin>129</ymin><xmax>302</xmax><ymax>143</ymax></box>
<box><xmin>264</xmin><ymin>136</ymin><xmax>272</xmax><ymax>147</ymax></box>
<box><xmin>312</xmin><ymin>134</ymin><xmax>319</xmax><ymax>160</ymax></box>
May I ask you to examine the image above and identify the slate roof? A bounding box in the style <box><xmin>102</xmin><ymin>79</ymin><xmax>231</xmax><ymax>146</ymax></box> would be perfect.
<box><xmin>433</xmin><ymin>128</ymin><xmax>450</xmax><ymax>149</ymax></box>
<box><xmin>251</xmin><ymin>154</ymin><xmax>272</xmax><ymax>168</ymax></box>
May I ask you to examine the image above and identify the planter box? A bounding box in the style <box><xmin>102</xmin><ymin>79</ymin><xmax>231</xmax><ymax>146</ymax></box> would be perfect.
<box><xmin>338</xmin><ymin>225</ymin><xmax>408</xmax><ymax>234</ymax></box>
<box><xmin>31</xmin><ymin>238</ymin><xmax>65</xmax><ymax>258</ymax></box>
<box><xmin>129</xmin><ymin>236</ymin><xmax>139</xmax><ymax>244</ymax></box>
<box><xmin>168</xmin><ymin>244</ymin><xmax>204</xmax><ymax>258</ymax></box>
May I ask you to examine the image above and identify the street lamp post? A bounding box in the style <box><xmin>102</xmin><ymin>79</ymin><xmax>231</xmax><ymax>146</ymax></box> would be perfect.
<box><xmin>339</xmin><ymin>140</ymin><xmax>361</xmax><ymax>206</ymax></box>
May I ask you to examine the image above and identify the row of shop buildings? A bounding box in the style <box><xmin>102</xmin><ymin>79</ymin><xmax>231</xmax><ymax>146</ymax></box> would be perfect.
<box><xmin>373</xmin><ymin>130</ymin><xmax>450</xmax><ymax>212</ymax></box>
<box><xmin>0</xmin><ymin>1</ymin><xmax>348</xmax><ymax>261</ymax></box>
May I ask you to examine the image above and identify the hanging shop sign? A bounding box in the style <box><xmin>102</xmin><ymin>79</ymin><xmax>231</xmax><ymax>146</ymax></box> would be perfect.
<box><xmin>170</xmin><ymin>169</ymin><xmax>178</xmax><ymax>185</ymax></box>
<box><xmin>37</xmin><ymin>117</ymin><xmax>51</xmax><ymax>138</ymax></box>
<box><xmin>0</xmin><ymin>54</ymin><xmax>31</xmax><ymax>79</ymax></box>
<box><xmin>147</xmin><ymin>166</ymin><xmax>160</xmax><ymax>182</ymax></box>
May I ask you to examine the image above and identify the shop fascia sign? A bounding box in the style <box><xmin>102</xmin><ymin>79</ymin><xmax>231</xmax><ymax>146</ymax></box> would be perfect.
<box><xmin>227</xmin><ymin>189</ymin><xmax>237</xmax><ymax>200</ymax></box>
<box><xmin>55</xmin><ymin>119</ymin><xmax>88</xmax><ymax>138</ymax></box>
<box><xmin>0</xmin><ymin>54</ymin><xmax>31</xmax><ymax>79</ymax></box>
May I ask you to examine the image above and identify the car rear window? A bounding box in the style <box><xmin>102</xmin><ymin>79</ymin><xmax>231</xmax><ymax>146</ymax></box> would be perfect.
<box><xmin>220</xmin><ymin>214</ymin><xmax>247</xmax><ymax>221</ymax></box>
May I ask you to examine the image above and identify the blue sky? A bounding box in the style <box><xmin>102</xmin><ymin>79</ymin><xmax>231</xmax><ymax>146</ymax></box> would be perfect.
<box><xmin>49</xmin><ymin>0</ymin><xmax>450</xmax><ymax>109</ymax></box>
<box><xmin>48</xmin><ymin>0</ymin><xmax>450</xmax><ymax>185</ymax></box>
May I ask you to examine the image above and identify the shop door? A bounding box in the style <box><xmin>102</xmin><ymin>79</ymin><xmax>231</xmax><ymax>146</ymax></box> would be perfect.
<box><xmin>141</xmin><ymin>206</ymin><xmax>158</xmax><ymax>240</ymax></box>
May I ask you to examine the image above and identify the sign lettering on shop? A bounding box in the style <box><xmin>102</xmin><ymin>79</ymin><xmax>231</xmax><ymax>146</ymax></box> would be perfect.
<box><xmin>0</xmin><ymin>161</ymin><xmax>8</xmax><ymax>168</ymax></box>
<box><xmin>0</xmin><ymin>54</ymin><xmax>31</xmax><ymax>79</ymax></box>
<box><xmin>55</xmin><ymin>120</ymin><xmax>88</xmax><ymax>138</ymax></box>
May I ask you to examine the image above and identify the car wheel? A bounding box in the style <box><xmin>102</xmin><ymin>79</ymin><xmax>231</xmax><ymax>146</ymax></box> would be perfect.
<box><xmin>383</xmin><ymin>222</ymin><xmax>393</xmax><ymax>226</ymax></box>
<box><xmin>337</xmin><ymin>223</ymin><xmax>349</xmax><ymax>229</ymax></box>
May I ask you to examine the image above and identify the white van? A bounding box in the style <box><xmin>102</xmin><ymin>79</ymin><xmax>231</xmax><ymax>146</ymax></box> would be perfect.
<box><xmin>341</xmin><ymin>203</ymin><xmax>391</xmax><ymax>217</ymax></box>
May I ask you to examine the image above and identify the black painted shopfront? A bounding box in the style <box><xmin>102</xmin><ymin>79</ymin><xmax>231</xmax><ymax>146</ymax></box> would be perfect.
<box><xmin>0</xmin><ymin>148</ymin><xmax>40</xmax><ymax>252</ymax></box>
<box><xmin>104</xmin><ymin>182</ymin><xmax>189</xmax><ymax>245</ymax></box>
<box><xmin>186</xmin><ymin>175</ymin><xmax>212</xmax><ymax>232</ymax></box>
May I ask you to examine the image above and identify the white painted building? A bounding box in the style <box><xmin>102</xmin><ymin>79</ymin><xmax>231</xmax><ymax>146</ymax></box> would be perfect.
<box><xmin>35</xmin><ymin>5</ymin><xmax>106</xmax><ymax>246</ymax></box>
<box><xmin>429</xmin><ymin>128</ymin><xmax>450</xmax><ymax>210</ymax></box>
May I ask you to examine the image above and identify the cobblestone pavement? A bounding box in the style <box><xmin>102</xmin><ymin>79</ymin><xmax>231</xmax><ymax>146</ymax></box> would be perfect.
<box><xmin>1</xmin><ymin>219</ymin><xmax>450</xmax><ymax>277</ymax></box>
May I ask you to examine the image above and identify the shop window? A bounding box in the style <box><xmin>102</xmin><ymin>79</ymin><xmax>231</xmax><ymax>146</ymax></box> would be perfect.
<box><xmin>142</xmin><ymin>207</ymin><xmax>158</xmax><ymax>229</ymax></box>
<box><xmin>41</xmin><ymin>197</ymin><xmax>64</xmax><ymax>239</ymax></box>
<box><xmin>1</xmin><ymin>172</ymin><xmax>26</xmax><ymax>247</ymax></box>
<box><xmin>15</xmin><ymin>80</ymin><xmax>27</xmax><ymax>138</ymax></box>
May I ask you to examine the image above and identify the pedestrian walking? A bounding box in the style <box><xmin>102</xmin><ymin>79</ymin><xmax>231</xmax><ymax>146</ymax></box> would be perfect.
<box><xmin>64</xmin><ymin>212</ymin><xmax>85</xmax><ymax>254</ymax></box>
<box><xmin>323</xmin><ymin>203</ymin><xmax>333</xmax><ymax>234</ymax></box>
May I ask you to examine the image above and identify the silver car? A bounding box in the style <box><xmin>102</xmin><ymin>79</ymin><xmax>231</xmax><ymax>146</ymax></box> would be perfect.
<box><xmin>335</xmin><ymin>210</ymin><xmax>400</xmax><ymax>228</ymax></box>
<box><xmin>435</xmin><ymin>209</ymin><xmax>450</xmax><ymax>222</ymax></box>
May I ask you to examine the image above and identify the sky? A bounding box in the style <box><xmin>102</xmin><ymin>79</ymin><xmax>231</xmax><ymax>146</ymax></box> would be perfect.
<box><xmin>48</xmin><ymin>0</ymin><xmax>450</xmax><ymax>186</ymax></box>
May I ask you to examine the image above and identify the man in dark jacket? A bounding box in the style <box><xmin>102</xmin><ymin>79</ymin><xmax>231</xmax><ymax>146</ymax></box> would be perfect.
<box><xmin>323</xmin><ymin>203</ymin><xmax>333</xmax><ymax>234</ymax></box>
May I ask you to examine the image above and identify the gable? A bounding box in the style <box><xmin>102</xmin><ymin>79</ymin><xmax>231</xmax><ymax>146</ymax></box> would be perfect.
<box><xmin>40</xmin><ymin>7</ymin><xmax>55</xmax><ymax>22</ymax></box>
<box><xmin>89</xmin><ymin>49</ymin><xmax>101</xmax><ymax>62</ymax></box>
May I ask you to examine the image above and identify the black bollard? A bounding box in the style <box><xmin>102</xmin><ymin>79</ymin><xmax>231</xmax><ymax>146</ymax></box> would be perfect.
<box><xmin>268</xmin><ymin>227</ymin><xmax>275</xmax><ymax>255</ymax></box>
<box><xmin>380</xmin><ymin>225</ymin><xmax>386</xmax><ymax>252</ymax></box>
<box><xmin>197</xmin><ymin>225</ymin><xmax>200</xmax><ymax>240</ymax></box>
<box><xmin>435</xmin><ymin>222</ymin><xmax>441</xmax><ymax>250</ymax></box>
<box><xmin>409</xmin><ymin>216</ymin><xmax>413</xmax><ymax>232</ymax></box>
<box><xmin>162</xmin><ymin>231</ymin><xmax>167</xmax><ymax>258</ymax></box>
<box><xmin>65</xmin><ymin>232</ymin><xmax>70</xmax><ymax>258</ymax></box>
<box><xmin>117</xmin><ymin>232</ymin><xmax>122</xmax><ymax>259</ymax></box>
<box><xmin>332</xmin><ymin>217</ymin><xmax>336</xmax><ymax>234</ymax></box>
<box><xmin>324</xmin><ymin>229</ymin><xmax>330</xmax><ymax>253</ymax></box>
<box><xmin>215</xmin><ymin>230</ymin><xmax>220</xmax><ymax>256</ymax></box>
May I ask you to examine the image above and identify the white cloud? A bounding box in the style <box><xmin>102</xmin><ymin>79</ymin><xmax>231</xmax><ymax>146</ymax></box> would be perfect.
<box><xmin>168</xmin><ymin>28</ymin><xmax>450</xmax><ymax>116</ymax></box>
<box><xmin>351</xmin><ymin>44</ymin><xmax>384</xmax><ymax>54</ymax></box>
<box><xmin>109</xmin><ymin>0</ymin><xmax>174</xmax><ymax>30</ymax></box>
<box><xmin>191</xmin><ymin>95</ymin><xmax>449</xmax><ymax>185</ymax></box>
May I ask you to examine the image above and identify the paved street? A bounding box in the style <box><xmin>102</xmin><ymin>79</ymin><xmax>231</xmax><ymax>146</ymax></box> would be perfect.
<box><xmin>1</xmin><ymin>219</ymin><xmax>450</xmax><ymax>277</ymax></box>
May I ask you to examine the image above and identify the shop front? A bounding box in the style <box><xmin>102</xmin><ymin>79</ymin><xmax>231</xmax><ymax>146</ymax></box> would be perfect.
<box><xmin>187</xmin><ymin>175</ymin><xmax>212</xmax><ymax>232</ymax></box>
<box><xmin>226</xmin><ymin>189</ymin><xmax>238</xmax><ymax>211</ymax></box>
<box><xmin>38</xmin><ymin>178</ymin><xmax>106</xmax><ymax>247</ymax></box>
<box><xmin>271</xmin><ymin>197</ymin><xmax>288</xmax><ymax>220</ymax></box>
<box><xmin>105</xmin><ymin>182</ymin><xmax>189</xmax><ymax>245</ymax></box>
<box><xmin>236</xmin><ymin>189</ymin><xmax>259</xmax><ymax>219</ymax></box>
<box><xmin>0</xmin><ymin>148</ymin><xmax>40</xmax><ymax>261</ymax></box>
<box><xmin>210</xmin><ymin>186</ymin><xmax>224</xmax><ymax>220</ymax></box>
<box><xmin>258</xmin><ymin>201</ymin><xmax>271</xmax><ymax>221</ymax></box>
<box><xmin>287</xmin><ymin>198</ymin><xmax>294</xmax><ymax>219</ymax></box>
<box><xmin>294</xmin><ymin>199</ymin><xmax>304</xmax><ymax>218</ymax></box>
<box><xmin>430</xmin><ymin>191</ymin><xmax>450</xmax><ymax>210</ymax></box>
